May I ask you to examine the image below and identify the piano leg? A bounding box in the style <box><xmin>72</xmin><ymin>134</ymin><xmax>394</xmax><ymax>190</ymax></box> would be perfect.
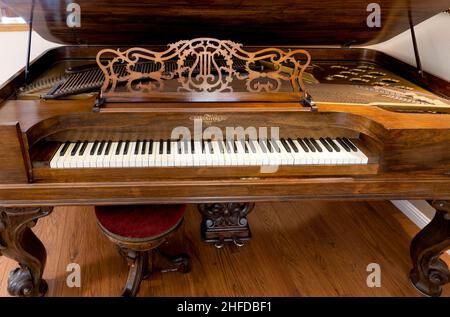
<box><xmin>0</xmin><ymin>207</ymin><xmax>53</xmax><ymax>297</ymax></box>
<box><xmin>410</xmin><ymin>200</ymin><xmax>450</xmax><ymax>297</ymax></box>
<box><xmin>197</xmin><ymin>203</ymin><xmax>255</xmax><ymax>248</ymax></box>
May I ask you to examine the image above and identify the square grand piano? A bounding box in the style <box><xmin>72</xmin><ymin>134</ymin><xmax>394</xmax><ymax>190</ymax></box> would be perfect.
<box><xmin>0</xmin><ymin>0</ymin><xmax>449</xmax><ymax>297</ymax></box>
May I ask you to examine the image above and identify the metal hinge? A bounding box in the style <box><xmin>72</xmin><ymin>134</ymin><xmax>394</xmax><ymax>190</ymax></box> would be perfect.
<box><xmin>93</xmin><ymin>97</ymin><xmax>105</xmax><ymax>112</ymax></box>
<box><xmin>300</xmin><ymin>92</ymin><xmax>317</xmax><ymax>112</ymax></box>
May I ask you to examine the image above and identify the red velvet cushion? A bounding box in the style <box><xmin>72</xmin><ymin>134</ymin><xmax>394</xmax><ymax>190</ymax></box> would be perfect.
<box><xmin>95</xmin><ymin>204</ymin><xmax>186</xmax><ymax>239</ymax></box>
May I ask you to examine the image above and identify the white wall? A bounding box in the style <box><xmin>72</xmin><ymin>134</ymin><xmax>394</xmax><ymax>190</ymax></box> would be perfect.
<box><xmin>0</xmin><ymin>31</ymin><xmax>59</xmax><ymax>85</ymax></box>
<box><xmin>368</xmin><ymin>12</ymin><xmax>450</xmax><ymax>81</ymax></box>
<box><xmin>0</xmin><ymin>13</ymin><xmax>449</xmax><ymax>85</ymax></box>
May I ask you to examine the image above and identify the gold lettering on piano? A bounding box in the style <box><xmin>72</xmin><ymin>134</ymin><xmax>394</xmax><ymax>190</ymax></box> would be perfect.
<box><xmin>189</xmin><ymin>114</ymin><xmax>228</xmax><ymax>126</ymax></box>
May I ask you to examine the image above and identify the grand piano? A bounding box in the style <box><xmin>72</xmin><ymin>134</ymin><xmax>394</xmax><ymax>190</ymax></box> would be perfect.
<box><xmin>0</xmin><ymin>0</ymin><xmax>449</xmax><ymax>297</ymax></box>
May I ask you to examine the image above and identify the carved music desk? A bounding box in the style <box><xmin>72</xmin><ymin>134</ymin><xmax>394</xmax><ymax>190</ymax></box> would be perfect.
<box><xmin>0</xmin><ymin>0</ymin><xmax>449</xmax><ymax>297</ymax></box>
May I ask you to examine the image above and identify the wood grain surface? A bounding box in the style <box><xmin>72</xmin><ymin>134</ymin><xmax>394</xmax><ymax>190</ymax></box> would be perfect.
<box><xmin>1</xmin><ymin>201</ymin><xmax>448</xmax><ymax>296</ymax></box>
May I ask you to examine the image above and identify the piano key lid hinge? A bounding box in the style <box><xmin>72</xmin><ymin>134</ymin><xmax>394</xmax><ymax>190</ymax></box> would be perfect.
<box><xmin>93</xmin><ymin>97</ymin><xmax>105</xmax><ymax>112</ymax></box>
<box><xmin>300</xmin><ymin>92</ymin><xmax>317</xmax><ymax>112</ymax></box>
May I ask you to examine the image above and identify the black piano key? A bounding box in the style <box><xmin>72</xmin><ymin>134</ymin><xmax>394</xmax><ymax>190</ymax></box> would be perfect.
<box><xmin>148</xmin><ymin>140</ymin><xmax>153</xmax><ymax>155</ymax></box>
<box><xmin>141</xmin><ymin>140</ymin><xmax>147</xmax><ymax>155</ymax></box>
<box><xmin>159</xmin><ymin>140</ymin><xmax>164</xmax><ymax>155</ymax></box>
<box><xmin>296</xmin><ymin>138</ymin><xmax>309</xmax><ymax>152</ymax></box>
<box><xmin>259</xmin><ymin>139</ymin><xmax>267</xmax><ymax>153</ymax></box>
<box><xmin>326</xmin><ymin>137</ymin><xmax>340</xmax><ymax>152</ymax></box>
<box><xmin>217</xmin><ymin>140</ymin><xmax>224</xmax><ymax>154</ymax></box>
<box><xmin>97</xmin><ymin>141</ymin><xmax>106</xmax><ymax>155</ymax></box>
<box><xmin>115</xmin><ymin>140</ymin><xmax>123</xmax><ymax>155</ymax></box>
<box><xmin>266</xmin><ymin>139</ymin><xmax>272</xmax><ymax>152</ymax></box>
<box><xmin>248</xmin><ymin>140</ymin><xmax>256</xmax><ymax>153</ymax></box>
<box><xmin>319</xmin><ymin>138</ymin><xmax>333</xmax><ymax>152</ymax></box>
<box><xmin>208</xmin><ymin>139</ymin><xmax>214</xmax><ymax>154</ymax></box>
<box><xmin>336</xmin><ymin>138</ymin><xmax>351</xmax><ymax>152</ymax></box>
<box><xmin>123</xmin><ymin>141</ymin><xmax>130</xmax><ymax>155</ymax></box>
<box><xmin>166</xmin><ymin>139</ymin><xmax>171</xmax><ymax>154</ymax></box>
<box><xmin>310</xmin><ymin>138</ymin><xmax>323</xmax><ymax>152</ymax></box>
<box><xmin>59</xmin><ymin>142</ymin><xmax>70</xmax><ymax>156</ymax></box>
<box><xmin>302</xmin><ymin>138</ymin><xmax>316</xmax><ymax>152</ymax></box>
<box><xmin>90</xmin><ymin>140</ymin><xmax>99</xmax><ymax>155</ymax></box>
<box><xmin>272</xmin><ymin>139</ymin><xmax>281</xmax><ymax>153</ymax></box>
<box><xmin>343</xmin><ymin>137</ymin><xmax>358</xmax><ymax>152</ymax></box>
<box><xmin>183</xmin><ymin>139</ymin><xmax>189</xmax><ymax>154</ymax></box>
<box><xmin>134</xmin><ymin>140</ymin><xmax>141</xmax><ymax>155</ymax></box>
<box><xmin>71</xmin><ymin>141</ymin><xmax>81</xmax><ymax>156</ymax></box>
<box><xmin>242</xmin><ymin>140</ymin><xmax>248</xmax><ymax>153</ymax></box>
<box><xmin>79</xmin><ymin>141</ymin><xmax>88</xmax><ymax>155</ymax></box>
<box><xmin>233</xmin><ymin>140</ymin><xmax>238</xmax><ymax>153</ymax></box>
<box><xmin>178</xmin><ymin>140</ymin><xmax>182</xmax><ymax>154</ymax></box>
<box><xmin>287</xmin><ymin>138</ymin><xmax>298</xmax><ymax>152</ymax></box>
<box><xmin>191</xmin><ymin>139</ymin><xmax>195</xmax><ymax>154</ymax></box>
<box><xmin>225</xmin><ymin>140</ymin><xmax>232</xmax><ymax>154</ymax></box>
<box><xmin>202</xmin><ymin>140</ymin><xmax>206</xmax><ymax>154</ymax></box>
<box><xmin>280</xmin><ymin>138</ymin><xmax>291</xmax><ymax>153</ymax></box>
<box><xmin>104</xmin><ymin>141</ymin><xmax>112</xmax><ymax>155</ymax></box>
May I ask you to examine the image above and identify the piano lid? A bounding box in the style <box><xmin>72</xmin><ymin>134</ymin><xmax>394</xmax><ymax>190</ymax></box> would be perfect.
<box><xmin>3</xmin><ymin>0</ymin><xmax>449</xmax><ymax>46</ymax></box>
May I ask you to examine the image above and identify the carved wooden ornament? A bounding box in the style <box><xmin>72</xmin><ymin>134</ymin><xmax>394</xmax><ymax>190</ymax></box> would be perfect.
<box><xmin>96</xmin><ymin>38</ymin><xmax>311</xmax><ymax>102</ymax></box>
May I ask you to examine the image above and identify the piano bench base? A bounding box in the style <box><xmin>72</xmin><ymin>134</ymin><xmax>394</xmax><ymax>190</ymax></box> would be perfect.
<box><xmin>410</xmin><ymin>200</ymin><xmax>450</xmax><ymax>297</ymax></box>
<box><xmin>120</xmin><ymin>247</ymin><xmax>190</xmax><ymax>297</ymax></box>
<box><xmin>198</xmin><ymin>203</ymin><xmax>255</xmax><ymax>248</ymax></box>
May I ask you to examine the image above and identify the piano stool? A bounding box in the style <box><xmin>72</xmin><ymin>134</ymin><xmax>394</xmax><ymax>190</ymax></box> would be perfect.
<box><xmin>94</xmin><ymin>204</ymin><xmax>190</xmax><ymax>297</ymax></box>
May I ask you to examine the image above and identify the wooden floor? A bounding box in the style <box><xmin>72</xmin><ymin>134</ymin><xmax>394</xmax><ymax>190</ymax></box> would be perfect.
<box><xmin>0</xmin><ymin>201</ymin><xmax>449</xmax><ymax>297</ymax></box>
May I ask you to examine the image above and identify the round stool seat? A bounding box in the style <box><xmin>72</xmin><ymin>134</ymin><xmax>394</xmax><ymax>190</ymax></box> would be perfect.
<box><xmin>95</xmin><ymin>204</ymin><xmax>186</xmax><ymax>240</ymax></box>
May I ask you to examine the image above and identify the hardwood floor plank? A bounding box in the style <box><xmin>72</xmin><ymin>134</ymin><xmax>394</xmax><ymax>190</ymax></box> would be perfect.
<box><xmin>0</xmin><ymin>201</ymin><xmax>448</xmax><ymax>297</ymax></box>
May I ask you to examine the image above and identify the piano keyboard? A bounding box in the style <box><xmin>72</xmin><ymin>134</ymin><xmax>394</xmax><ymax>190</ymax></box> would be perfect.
<box><xmin>49</xmin><ymin>138</ymin><xmax>368</xmax><ymax>169</ymax></box>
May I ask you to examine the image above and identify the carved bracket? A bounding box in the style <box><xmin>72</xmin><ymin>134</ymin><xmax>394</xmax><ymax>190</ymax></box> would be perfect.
<box><xmin>197</xmin><ymin>202</ymin><xmax>255</xmax><ymax>248</ymax></box>
<box><xmin>0</xmin><ymin>207</ymin><xmax>53</xmax><ymax>296</ymax></box>
<box><xmin>96</xmin><ymin>38</ymin><xmax>311</xmax><ymax>104</ymax></box>
<box><xmin>409</xmin><ymin>200</ymin><xmax>450</xmax><ymax>296</ymax></box>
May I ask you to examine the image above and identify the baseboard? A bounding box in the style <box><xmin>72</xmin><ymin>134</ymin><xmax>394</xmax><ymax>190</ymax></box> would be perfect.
<box><xmin>391</xmin><ymin>200</ymin><xmax>450</xmax><ymax>255</ymax></box>
<box><xmin>391</xmin><ymin>200</ymin><xmax>432</xmax><ymax>229</ymax></box>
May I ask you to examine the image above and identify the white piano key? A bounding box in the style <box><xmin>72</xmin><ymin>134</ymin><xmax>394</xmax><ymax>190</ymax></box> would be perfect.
<box><xmin>193</xmin><ymin>141</ymin><xmax>202</xmax><ymax>166</ymax></box>
<box><xmin>123</xmin><ymin>141</ymin><xmax>134</xmax><ymax>167</ymax></box>
<box><xmin>248</xmin><ymin>140</ymin><xmax>262</xmax><ymax>166</ymax></box>
<box><xmin>274</xmin><ymin>140</ymin><xmax>292</xmax><ymax>165</ymax></box>
<box><xmin>50</xmin><ymin>143</ymin><xmax>66</xmax><ymax>168</ymax></box>
<box><xmin>135</xmin><ymin>141</ymin><xmax>145</xmax><ymax>167</ymax></box>
<box><xmin>212</xmin><ymin>141</ymin><xmax>224</xmax><ymax>166</ymax></box>
<box><xmin>94</xmin><ymin>141</ymin><xmax>106</xmax><ymax>167</ymax></box>
<box><xmin>257</xmin><ymin>140</ymin><xmax>270</xmax><ymax>165</ymax></box>
<box><xmin>61</xmin><ymin>143</ymin><xmax>76</xmax><ymax>168</ymax></box>
<box><xmin>166</xmin><ymin>140</ymin><xmax>177</xmax><ymax>167</ymax></box>
<box><xmin>110</xmin><ymin>141</ymin><xmax>123</xmax><ymax>167</ymax></box>
<box><xmin>148</xmin><ymin>140</ymin><xmax>156</xmax><ymax>167</ymax></box>
<box><xmin>50</xmin><ymin>137</ymin><xmax>369</xmax><ymax>168</ymax></box>
<box><xmin>78</xmin><ymin>142</ymin><xmax>92</xmax><ymax>168</ymax></box>
<box><xmin>184</xmin><ymin>139</ymin><xmax>194</xmax><ymax>166</ymax></box>
<box><xmin>234</xmin><ymin>140</ymin><xmax>246</xmax><ymax>165</ymax></box>
<box><xmin>153</xmin><ymin>141</ymin><xmax>162</xmax><ymax>167</ymax></box>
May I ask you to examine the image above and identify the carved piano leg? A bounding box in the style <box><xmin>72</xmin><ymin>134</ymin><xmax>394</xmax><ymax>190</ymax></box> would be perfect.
<box><xmin>197</xmin><ymin>203</ymin><xmax>255</xmax><ymax>248</ymax></box>
<box><xmin>0</xmin><ymin>207</ymin><xmax>53</xmax><ymax>297</ymax></box>
<box><xmin>410</xmin><ymin>200</ymin><xmax>450</xmax><ymax>297</ymax></box>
